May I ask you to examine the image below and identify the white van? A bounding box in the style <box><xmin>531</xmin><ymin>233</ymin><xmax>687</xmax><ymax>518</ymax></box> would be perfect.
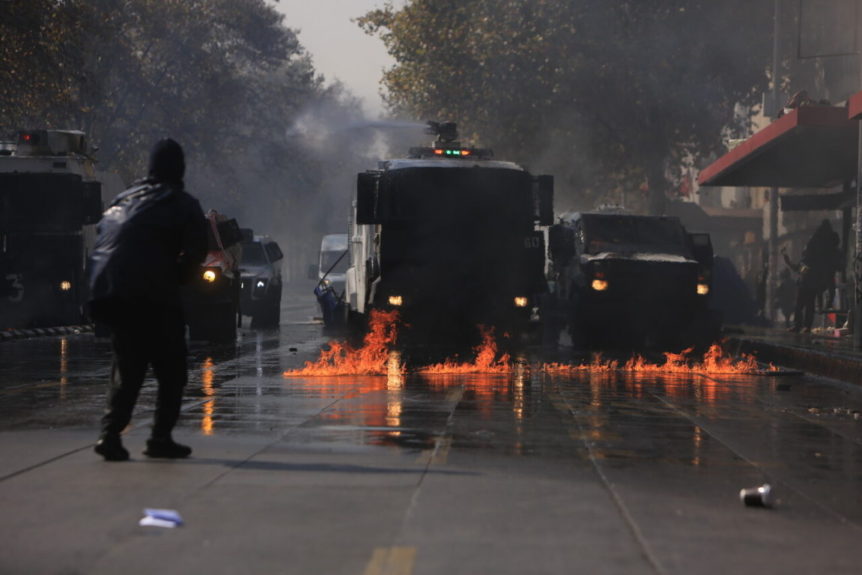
<box><xmin>318</xmin><ymin>233</ymin><xmax>349</xmax><ymax>292</ymax></box>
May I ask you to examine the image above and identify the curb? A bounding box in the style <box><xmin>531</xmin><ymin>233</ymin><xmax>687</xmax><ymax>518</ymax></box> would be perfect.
<box><xmin>727</xmin><ymin>336</ymin><xmax>862</xmax><ymax>385</ymax></box>
<box><xmin>0</xmin><ymin>325</ymin><xmax>94</xmax><ymax>342</ymax></box>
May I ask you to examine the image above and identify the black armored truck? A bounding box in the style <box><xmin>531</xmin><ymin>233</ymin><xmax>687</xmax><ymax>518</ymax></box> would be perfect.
<box><xmin>0</xmin><ymin>129</ymin><xmax>105</xmax><ymax>328</ymax></box>
<box><xmin>345</xmin><ymin>121</ymin><xmax>554</xmax><ymax>345</ymax></box>
<box><xmin>548</xmin><ymin>211</ymin><xmax>719</xmax><ymax>351</ymax></box>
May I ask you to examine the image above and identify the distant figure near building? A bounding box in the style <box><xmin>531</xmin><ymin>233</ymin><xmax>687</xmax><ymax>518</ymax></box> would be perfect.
<box><xmin>776</xmin><ymin>268</ymin><xmax>796</xmax><ymax>328</ymax></box>
<box><xmin>783</xmin><ymin>219</ymin><xmax>841</xmax><ymax>333</ymax></box>
<box><xmin>88</xmin><ymin>139</ymin><xmax>208</xmax><ymax>461</ymax></box>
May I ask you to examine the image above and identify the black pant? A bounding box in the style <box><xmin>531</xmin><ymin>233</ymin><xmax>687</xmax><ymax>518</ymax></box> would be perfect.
<box><xmin>101</xmin><ymin>303</ymin><xmax>188</xmax><ymax>439</ymax></box>
<box><xmin>793</xmin><ymin>280</ymin><xmax>817</xmax><ymax>331</ymax></box>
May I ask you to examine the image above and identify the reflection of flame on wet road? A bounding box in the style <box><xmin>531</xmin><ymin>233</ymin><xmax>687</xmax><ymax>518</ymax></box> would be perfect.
<box><xmin>58</xmin><ymin>337</ymin><xmax>69</xmax><ymax>400</ymax></box>
<box><xmin>284</xmin><ymin>309</ymin><xmax>777</xmax><ymax>377</ymax></box>
<box><xmin>201</xmin><ymin>357</ymin><xmax>215</xmax><ymax>435</ymax></box>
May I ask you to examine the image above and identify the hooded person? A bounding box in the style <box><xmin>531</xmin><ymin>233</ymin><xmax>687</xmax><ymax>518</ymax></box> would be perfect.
<box><xmin>88</xmin><ymin>138</ymin><xmax>208</xmax><ymax>461</ymax></box>
<box><xmin>782</xmin><ymin>219</ymin><xmax>841</xmax><ymax>333</ymax></box>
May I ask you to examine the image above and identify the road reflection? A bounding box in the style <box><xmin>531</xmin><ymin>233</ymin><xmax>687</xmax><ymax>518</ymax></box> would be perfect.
<box><xmin>58</xmin><ymin>337</ymin><xmax>69</xmax><ymax>400</ymax></box>
<box><xmin>549</xmin><ymin>370</ymin><xmax>769</xmax><ymax>466</ymax></box>
<box><xmin>200</xmin><ymin>356</ymin><xmax>215</xmax><ymax>435</ymax></box>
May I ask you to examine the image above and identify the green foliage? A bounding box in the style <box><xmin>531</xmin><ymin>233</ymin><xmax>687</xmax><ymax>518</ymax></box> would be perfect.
<box><xmin>360</xmin><ymin>0</ymin><xmax>773</xmax><ymax>213</ymax></box>
<box><xmin>0</xmin><ymin>0</ymin><xmax>365</xmax><ymax>274</ymax></box>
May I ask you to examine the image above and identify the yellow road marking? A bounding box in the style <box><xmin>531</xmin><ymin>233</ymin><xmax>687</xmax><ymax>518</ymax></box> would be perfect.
<box><xmin>416</xmin><ymin>388</ymin><xmax>463</xmax><ymax>464</ymax></box>
<box><xmin>363</xmin><ymin>546</ymin><xmax>416</xmax><ymax>575</ymax></box>
<box><xmin>416</xmin><ymin>435</ymin><xmax>453</xmax><ymax>465</ymax></box>
<box><xmin>431</xmin><ymin>436</ymin><xmax>452</xmax><ymax>464</ymax></box>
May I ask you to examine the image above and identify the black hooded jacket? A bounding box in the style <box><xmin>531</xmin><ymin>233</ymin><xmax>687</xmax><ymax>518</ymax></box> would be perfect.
<box><xmin>88</xmin><ymin>180</ymin><xmax>207</xmax><ymax>312</ymax></box>
<box><xmin>88</xmin><ymin>140</ymin><xmax>207</xmax><ymax>316</ymax></box>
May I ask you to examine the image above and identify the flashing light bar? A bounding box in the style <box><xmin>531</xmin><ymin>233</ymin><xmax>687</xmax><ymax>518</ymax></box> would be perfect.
<box><xmin>433</xmin><ymin>148</ymin><xmax>472</xmax><ymax>157</ymax></box>
<box><xmin>408</xmin><ymin>146</ymin><xmax>492</xmax><ymax>159</ymax></box>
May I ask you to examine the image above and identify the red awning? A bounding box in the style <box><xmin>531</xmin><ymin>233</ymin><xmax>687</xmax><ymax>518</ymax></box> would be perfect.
<box><xmin>697</xmin><ymin>106</ymin><xmax>858</xmax><ymax>188</ymax></box>
<box><xmin>849</xmin><ymin>91</ymin><xmax>862</xmax><ymax>120</ymax></box>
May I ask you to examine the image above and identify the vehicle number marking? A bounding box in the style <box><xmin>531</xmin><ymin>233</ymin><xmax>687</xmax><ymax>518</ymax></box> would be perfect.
<box><xmin>5</xmin><ymin>274</ymin><xmax>23</xmax><ymax>302</ymax></box>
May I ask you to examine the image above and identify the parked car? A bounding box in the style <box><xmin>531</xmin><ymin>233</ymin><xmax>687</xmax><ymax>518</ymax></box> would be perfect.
<box><xmin>239</xmin><ymin>230</ymin><xmax>283</xmax><ymax>327</ymax></box>
<box><xmin>314</xmin><ymin>233</ymin><xmax>348</xmax><ymax>327</ymax></box>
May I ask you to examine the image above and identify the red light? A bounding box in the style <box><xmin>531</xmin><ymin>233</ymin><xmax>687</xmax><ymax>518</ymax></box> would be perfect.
<box><xmin>22</xmin><ymin>134</ymin><xmax>31</xmax><ymax>142</ymax></box>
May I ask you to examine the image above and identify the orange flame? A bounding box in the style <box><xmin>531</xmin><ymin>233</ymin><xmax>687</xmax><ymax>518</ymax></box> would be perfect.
<box><xmin>417</xmin><ymin>326</ymin><xmax>512</xmax><ymax>374</ymax></box>
<box><xmin>543</xmin><ymin>344</ymin><xmax>778</xmax><ymax>375</ymax></box>
<box><xmin>283</xmin><ymin>309</ymin><xmax>402</xmax><ymax>376</ymax></box>
<box><xmin>284</xmin><ymin>312</ymin><xmax>777</xmax><ymax>377</ymax></box>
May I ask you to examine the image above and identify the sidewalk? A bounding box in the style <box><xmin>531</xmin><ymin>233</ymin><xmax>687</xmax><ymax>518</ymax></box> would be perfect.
<box><xmin>726</xmin><ymin>324</ymin><xmax>862</xmax><ymax>385</ymax></box>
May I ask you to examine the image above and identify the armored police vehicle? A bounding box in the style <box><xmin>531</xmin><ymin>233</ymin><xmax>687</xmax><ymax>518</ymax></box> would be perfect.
<box><xmin>345</xmin><ymin>122</ymin><xmax>553</xmax><ymax>344</ymax></box>
<box><xmin>0</xmin><ymin>130</ymin><xmax>105</xmax><ymax>328</ymax></box>
<box><xmin>183</xmin><ymin>210</ymin><xmax>243</xmax><ymax>342</ymax></box>
<box><xmin>548</xmin><ymin>211</ymin><xmax>719</xmax><ymax>350</ymax></box>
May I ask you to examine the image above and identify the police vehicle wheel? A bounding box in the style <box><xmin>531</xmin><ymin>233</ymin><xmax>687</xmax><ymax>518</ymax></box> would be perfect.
<box><xmin>209</xmin><ymin>301</ymin><xmax>238</xmax><ymax>342</ymax></box>
<box><xmin>252</xmin><ymin>292</ymin><xmax>280</xmax><ymax>327</ymax></box>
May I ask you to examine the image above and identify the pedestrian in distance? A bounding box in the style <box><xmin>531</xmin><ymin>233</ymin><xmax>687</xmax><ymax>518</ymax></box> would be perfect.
<box><xmin>88</xmin><ymin>138</ymin><xmax>208</xmax><ymax>461</ymax></box>
<box><xmin>782</xmin><ymin>219</ymin><xmax>841</xmax><ymax>334</ymax></box>
<box><xmin>776</xmin><ymin>268</ymin><xmax>796</xmax><ymax>328</ymax></box>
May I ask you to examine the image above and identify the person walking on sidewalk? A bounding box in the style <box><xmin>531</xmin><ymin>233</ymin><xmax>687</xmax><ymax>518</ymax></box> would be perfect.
<box><xmin>782</xmin><ymin>219</ymin><xmax>841</xmax><ymax>333</ymax></box>
<box><xmin>88</xmin><ymin>138</ymin><xmax>207</xmax><ymax>461</ymax></box>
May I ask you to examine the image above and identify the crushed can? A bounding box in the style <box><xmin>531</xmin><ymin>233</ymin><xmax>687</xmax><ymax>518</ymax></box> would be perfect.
<box><xmin>739</xmin><ymin>483</ymin><xmax>773</xmax><ymax>508</ymax></box>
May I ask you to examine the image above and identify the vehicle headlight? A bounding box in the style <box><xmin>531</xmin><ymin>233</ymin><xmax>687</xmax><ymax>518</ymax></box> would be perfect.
<box><xmin>388</xmin><ymin>295</ymin><xmax>403</xmax><ymax>307</ymax></box>
<box><xmin>202</xmin><ymin>268</ymin><xmax>219</xmax><ymax>283</ymax></box>
<box><xmin>514</xmin><ymin>296</ymin><xmax>529</xmax><ymax>308</ymax></box>
<box><xmin>256</xmin><ymin>279</ymin><xmax>266</xmax><ymax>289</ymax></box>
<box><xmin>591</xmin><ymin>278</ymin><xmax>608</xmax><ymax>291</ymax></box>
<box><xmin>59</xmin><ymin>281</ymin><xmax>72</xmax><ymax>291</ymax></box>
<box><xmin>697</xmin><ymin>283</ymin><xmax>710</xmax><ymax>295</ymax></box>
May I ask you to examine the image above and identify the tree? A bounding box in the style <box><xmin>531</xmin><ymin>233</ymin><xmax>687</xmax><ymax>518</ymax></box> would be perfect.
<box><xmin>359</xmin><ymin>0</ymin><xmax>774</xmax><ymax>214</ymax></box>
<box><xmin>0</xmin><ymin>0</ymin><xmax>368</xmax><ymax>278</ymax></box>
<box><xmin>0</xmin><ymin>0</ymin><xmax>86</xmax><ymax>129</ymax></box>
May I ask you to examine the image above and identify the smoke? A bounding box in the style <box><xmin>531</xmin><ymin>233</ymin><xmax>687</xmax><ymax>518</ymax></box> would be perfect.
<box><xmin>184</xmin><ymin>95</ymin><xmax>433</xmax><ymax>283</ymax></box>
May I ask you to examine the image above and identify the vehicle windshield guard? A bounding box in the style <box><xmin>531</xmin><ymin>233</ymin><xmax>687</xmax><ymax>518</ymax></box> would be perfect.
<box><xmin>582</xmin><ymin>215</ymin><xmax>689</xmax><ymax>256</ymax></box>
<box><xmin>241</xmin><ymin>242</ymin><xmax>267</xmax><ymax>265</ymax></box>
<box><xmin>382</xmin><ymin>167</ymin><xmax>533</xmax><ymax>223</ymax></box>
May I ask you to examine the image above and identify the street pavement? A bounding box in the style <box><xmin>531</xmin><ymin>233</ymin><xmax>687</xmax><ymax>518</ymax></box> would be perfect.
<box><xmin>2</xmin><ymin>289</ymin><xmax>862</xmax><ymax>574</ymax></box>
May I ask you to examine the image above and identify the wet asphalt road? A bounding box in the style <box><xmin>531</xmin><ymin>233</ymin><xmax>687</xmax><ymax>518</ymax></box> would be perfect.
<box><xmin>3</xmin><ymin>289</ymin><xmax>862</xmax><ymax>573</ymax></box>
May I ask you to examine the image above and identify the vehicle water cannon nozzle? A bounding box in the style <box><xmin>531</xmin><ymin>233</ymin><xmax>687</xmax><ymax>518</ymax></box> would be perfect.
<box><xmin>426</xmin><ymin>121</ymin><xmax>459</xmax><ymax>147</ymax></box>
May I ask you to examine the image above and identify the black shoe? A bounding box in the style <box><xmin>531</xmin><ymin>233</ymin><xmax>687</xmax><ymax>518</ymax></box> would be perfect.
<box><xmin>144</xmin><ymin>438</ymin><xmax>192</xmax><ymax>459</ymax></box>
<box><xmin>94</xmin><ymin>434</ymin><xmax>130</xmax><ymax>461</ymax></box>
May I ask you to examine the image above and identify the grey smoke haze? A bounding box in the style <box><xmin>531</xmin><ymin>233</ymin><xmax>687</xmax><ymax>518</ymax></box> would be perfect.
<box><xmin>186</xmin><ymin>101</ymin><xmax>432</xmax><ymax>282</ymax></box>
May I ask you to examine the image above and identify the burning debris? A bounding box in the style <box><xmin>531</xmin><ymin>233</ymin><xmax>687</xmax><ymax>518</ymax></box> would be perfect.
<box><xmin>543</xmin><ymin>345</ymin><xmax>780</xmax><ymax>376</ymax></box>
<box><xmin>416</xmin><ymin>327</ymin><xmax>512</xmax><ymax>375</ymax></box>
<box><xmin>283</xmin><ymin>311</ymin><xmax>779</xmax><ymax>378</ymax></box>
<box><xmin>282</xmin><ymin>309</ymin><xmax>402</xmax><ymax>376</ymax></box>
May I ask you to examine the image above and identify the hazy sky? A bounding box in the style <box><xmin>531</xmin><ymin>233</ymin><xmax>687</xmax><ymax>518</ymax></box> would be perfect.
<box><xmin>271</xmin><ymin>0</ymin><xmax>404</xmax><ymax>117</ymax></box>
